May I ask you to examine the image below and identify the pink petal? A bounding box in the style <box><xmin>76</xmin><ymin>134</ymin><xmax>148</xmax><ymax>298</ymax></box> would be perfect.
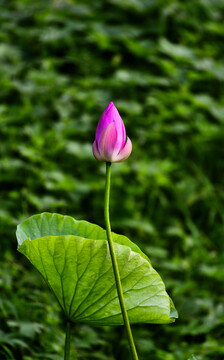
<box><xmin>92</xmin><ymin>140</ymin><xmax>104</xmax><ymax>161</ymax></box>
<box><xmin>112</xmin><ymin>104</ymin><xmax>126</xmax><ymax>147</ymax></box>
<box><xmin>97</xmin><ymin>121</ymin><xmax>122</xmax><ymax>162</ymax></box>
<box><xmin>96</xmin><ymin>102</ymin><xmax>126</xmax><ymax>147</ymax></box>
<box><xmin>95</xmin><ymin>102</ymin><xmax>114</xmax><ymax>142</ymax></box>
<box><xmin>113</xmin><ymin>137</ymin><xmax>132</xmax><ymax>163</ymax></box>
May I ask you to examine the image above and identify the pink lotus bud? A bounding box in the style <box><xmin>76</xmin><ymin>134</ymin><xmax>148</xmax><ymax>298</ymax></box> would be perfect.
<box><xmin>92</xmin><ymin>102</ymin><xmax>132</xmax><ymax>163</ymax></box>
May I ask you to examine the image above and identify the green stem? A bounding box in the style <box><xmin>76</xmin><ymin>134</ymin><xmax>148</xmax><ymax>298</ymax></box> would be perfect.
<box><xmin>64</xmin><ymin>320</ymin><xmax>71</xmax><ymax>360</ymax></box>
<box><xmin>104</xmin><ymin>162</ymin><xmax>139</xmax><ymax>360</ymax></box>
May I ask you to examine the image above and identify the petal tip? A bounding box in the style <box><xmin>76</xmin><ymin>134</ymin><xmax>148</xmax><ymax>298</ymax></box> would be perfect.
<box><xmin>105</xmin><ymin>101</ymin><xmax>114</xmax><ymax>113</ymax></box>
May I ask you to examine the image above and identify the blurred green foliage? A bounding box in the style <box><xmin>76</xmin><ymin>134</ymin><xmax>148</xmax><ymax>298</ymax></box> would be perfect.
<box><xmin>0</xmin><ymin>0</ymin><xmax>224</xmax><ymax>359</ymax></box>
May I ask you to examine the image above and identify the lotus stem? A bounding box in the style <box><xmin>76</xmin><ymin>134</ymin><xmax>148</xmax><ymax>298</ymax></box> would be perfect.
<box><xmin>104</xmin><ymin>162</ymin><xmax>139</xmax><ymax>360</ymax></box>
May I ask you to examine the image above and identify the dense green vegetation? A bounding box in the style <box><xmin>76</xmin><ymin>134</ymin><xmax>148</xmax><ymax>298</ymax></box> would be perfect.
<box><xmin>1</xmin><ymin>0</ymin><xmax>224</xmax><ymax>359</ymax></box>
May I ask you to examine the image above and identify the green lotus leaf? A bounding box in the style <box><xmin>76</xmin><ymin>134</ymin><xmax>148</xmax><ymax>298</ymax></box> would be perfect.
<box><xmin>16</xmin><ymin>213</ymin><xmax>177</xmax><ymax>325</ymax></box>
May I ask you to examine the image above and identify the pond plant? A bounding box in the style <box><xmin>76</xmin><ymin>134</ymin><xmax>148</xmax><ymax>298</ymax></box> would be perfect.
<box><xmin>16</xmin><ymin>102</ymin><xmax>177</xmax><ymax>359</ymax></box>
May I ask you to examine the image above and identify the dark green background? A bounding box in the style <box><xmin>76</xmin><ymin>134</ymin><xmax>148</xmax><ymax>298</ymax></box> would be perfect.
<box><xmin>1</xmin><ymin>0</ymin><xmax>224</xmax><ymax>359</ymax></box>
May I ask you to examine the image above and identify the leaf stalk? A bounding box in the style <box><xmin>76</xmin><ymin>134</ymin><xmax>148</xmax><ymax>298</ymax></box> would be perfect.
<box><xmin>64</xmin><ymin>320</ymin><xmax>71</xmax><ymax>360</ymax></box>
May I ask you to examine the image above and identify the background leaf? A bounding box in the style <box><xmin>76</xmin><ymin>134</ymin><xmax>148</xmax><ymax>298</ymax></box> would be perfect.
<box><xmin>1</xmin><ymin>0</ymin><xmax>224</xmax><ymax>358</ymax></box>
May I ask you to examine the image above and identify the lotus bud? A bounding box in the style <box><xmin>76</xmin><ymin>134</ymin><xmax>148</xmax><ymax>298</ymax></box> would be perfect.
<box><xmin>92</xmin><ymin>102</ymin><xmax>132</xmax><ymax>163</ymax></box>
